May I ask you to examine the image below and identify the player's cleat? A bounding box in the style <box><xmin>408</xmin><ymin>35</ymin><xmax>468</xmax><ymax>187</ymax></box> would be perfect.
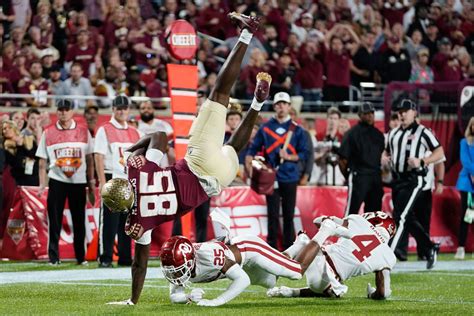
<box><xmin>266</xmin><ymin>286</ymin><xmax>296</xmax><ymax>298</ymax></box>
<box><xmin>255</xmin><ymin>72</ymin><xmax>272</xmax><ymax>102</ymax></box>
<box><xmin>426</xmin><ymin>243</ymin><xmax>440</xmax><ymax>269</ymax></box>
<box><xmin>48</xmin><ymin>260</ymin><xmax>61</xmax><ymax>266</ymax></box>
<box><xmin>228</xmin><ymin>11</ymin><xmax>261</xmax><ymax>33</ymax></box>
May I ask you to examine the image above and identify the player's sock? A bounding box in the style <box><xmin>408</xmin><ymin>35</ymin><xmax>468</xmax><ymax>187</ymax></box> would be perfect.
<box><xmin>238</xmin><ymin>28</ymin><xmax>253</xmax><ymax>45</ymax></box>
<box><xmin>283</xmin><ymin>233</ymin><xmax>310</xmax><ymax>258</ymax></box>
<box><xmin>250</xmin><ymin>97</ymin><xmax>265</xmax><ymax>111</ymax></box>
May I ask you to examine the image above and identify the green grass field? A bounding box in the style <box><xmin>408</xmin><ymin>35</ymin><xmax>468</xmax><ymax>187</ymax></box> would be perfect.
<box><xmin>1</xmin><ymin>256</ymin><xmax>473</xmax><ymax>315</ymax></box>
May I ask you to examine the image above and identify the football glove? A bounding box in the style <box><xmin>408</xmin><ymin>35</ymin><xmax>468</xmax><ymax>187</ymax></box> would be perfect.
<box><xmin>188</xmin><ymin>288</ymin><xmax>205</xmax><ymax>303</ymax></box>
<box><xmin>367</xmin><ymin>283</ymin><xmax>377</xmax><ymax>298</ymax></box>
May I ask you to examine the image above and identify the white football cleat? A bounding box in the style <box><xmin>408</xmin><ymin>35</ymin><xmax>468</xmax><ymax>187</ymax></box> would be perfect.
<box><xmin>454</xmin><ymin>247</ymin><xmax>465</xmax><ymax>260</ymax></box>
<box><xmin>266</xmin><ymin>286</ymin><xmax>295</xmax><ymax>298</ymax></box>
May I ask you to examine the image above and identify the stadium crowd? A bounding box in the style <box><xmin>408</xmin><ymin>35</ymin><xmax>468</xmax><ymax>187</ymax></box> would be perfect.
<box><xmin>0</xmin><ymin>0</ymin><xmax>473</xmax><ymax>263</ymax></box>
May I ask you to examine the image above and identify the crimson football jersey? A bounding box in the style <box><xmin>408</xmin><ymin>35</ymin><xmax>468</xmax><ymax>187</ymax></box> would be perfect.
<box><xmin>127</xmin><ymin>158</ymin><xmax>209</xmax><ymax>233</ymax></box>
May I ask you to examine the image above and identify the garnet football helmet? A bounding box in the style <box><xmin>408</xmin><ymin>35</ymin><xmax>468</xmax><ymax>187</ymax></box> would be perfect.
<box><xmin>160</xmin><ymin>236</ymin><xmax>196</xmax><ymax>286</ymax></box>
<box><xmin>361</xmin><ymin>211</ymin><xmax>396</xmax><ymax>241</ymax></box>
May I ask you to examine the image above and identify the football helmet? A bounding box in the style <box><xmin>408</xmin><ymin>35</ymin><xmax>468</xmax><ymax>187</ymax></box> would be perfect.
<box><xmin>100</xmin><ymin>178</ymin><xmax>134</xmax><ymax>213</ymax></box>
<box><xmin>361</xmin><ymin>211</ymin><xmax>396</xmax><ymax>240</ymax></box>
<box><xmin>160</xmin><ymin>236</ymin><xmax>196</xmax><ymax>286</ymax></box>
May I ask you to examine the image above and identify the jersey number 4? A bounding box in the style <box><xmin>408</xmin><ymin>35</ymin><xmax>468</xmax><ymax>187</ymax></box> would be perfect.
<box><xmin>351</xmin><ymin>234</ymin><xmax>381</xmax><ymax>262</ymax></box>
<box><xmin>139</xmin><ymin>170</ymin><xmax>178</xmax><ymax>217</ymax></box>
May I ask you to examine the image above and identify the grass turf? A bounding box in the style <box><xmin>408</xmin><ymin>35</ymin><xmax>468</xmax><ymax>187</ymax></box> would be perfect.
<box><xmin>1</xmin><ymin>259</ymin><xmax>473</xmax><ymax>315</ymax></box>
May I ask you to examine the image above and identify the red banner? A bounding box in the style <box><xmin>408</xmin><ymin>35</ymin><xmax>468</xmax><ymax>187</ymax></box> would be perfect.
<box><xmin>1</xmin><ymin>186</ymin><xmax>472</xmax><ymax>260</ymax></box>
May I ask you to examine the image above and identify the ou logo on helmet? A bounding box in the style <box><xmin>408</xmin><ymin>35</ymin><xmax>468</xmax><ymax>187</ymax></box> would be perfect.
<box><xmin>179</xmin><ymin>242</ymin><xmax>193</xmax><ymax>254</ymax></box>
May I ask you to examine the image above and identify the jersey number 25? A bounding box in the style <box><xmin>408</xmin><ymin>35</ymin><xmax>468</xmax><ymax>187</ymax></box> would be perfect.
<box><xmin>139</xmin><ymin>170</ymin><xmax>178</xmax><ymax>217</ymax></box>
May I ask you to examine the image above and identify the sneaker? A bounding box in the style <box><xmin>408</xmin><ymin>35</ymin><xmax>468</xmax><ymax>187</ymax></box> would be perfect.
<box><xmin>228</xmin><ymin>11</ymin><xmax>261</xmax><ymax>33</ymax></box>
<box><xmin>254</xmin><ymin>72</ymin><xmax>271</xmax><ymax>103</ymax></box>
<box><xmin>98</xmin><ymin>262</ymin><xmax>113</xmax><ymax>268</ymax></box>
<box><xmin>426</xmin><ymin>243</ymin><xmax>440</xmax><ymax>270</ymax></box>
<box><xmin>78</xmin><ymin>260</ymin><xmax>89</xmax><ymax>266</ymax></box>
<box><xmin>48</xmin><ymin>260</ymin><xmax>61</xmax><ymax>266</ymax></box>
<box><xmin>454</xmin><ymin>246</ymin><xmax>465</xmax><ymax>260</ymax></box>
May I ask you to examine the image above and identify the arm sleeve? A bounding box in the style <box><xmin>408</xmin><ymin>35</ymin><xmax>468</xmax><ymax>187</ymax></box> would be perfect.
<box><xmin>213</xmin><ymin>264</ymin><xmax>251</xmax><ymax>305</ymax></box>
<box><xmin>35</xmin><ymin>131</ymin><xmax>48</xmax><ymax>159</ymax></box>
<box><xmin>460</xmin><ymin>139</ymin><xmax>474</xmax><ymax>175</ymax></box>
<box><xmin>169</xmin><ymin>284</ymin><xmax>188</xmax><ymax>304</ymax></box>
<box><xmin>93</xmin><ymin>127</ymin><xmax>108</xmax><ymax>155</ymax></box>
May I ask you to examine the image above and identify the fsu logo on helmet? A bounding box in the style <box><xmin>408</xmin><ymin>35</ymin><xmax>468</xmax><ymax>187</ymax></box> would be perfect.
<box><xmin>362</xmin><ymin>211</ymin><xmax>396</xmax><ymax>239</ymax></box>
<box><xmin>160</xmin><ymin>236</ymin><xmax>196</xmax><ymax>286</ymax></box>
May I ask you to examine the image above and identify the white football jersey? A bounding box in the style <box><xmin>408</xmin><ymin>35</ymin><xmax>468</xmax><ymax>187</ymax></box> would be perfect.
<box><xmin>325</xmin><ymin>215</ymin><xmax>396</xmax><ymax>281</ymax></box>
<box><xmin>190</xmin><ymin>241</ymin><xmax>235</xmax><ymax>283</ymax></box>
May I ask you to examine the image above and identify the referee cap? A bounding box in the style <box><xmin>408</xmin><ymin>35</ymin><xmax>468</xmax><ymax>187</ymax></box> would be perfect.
<box><xmin>396</xmin><ymin>99</ymin><xmax>417</xmax><ymax>111</ymax></box>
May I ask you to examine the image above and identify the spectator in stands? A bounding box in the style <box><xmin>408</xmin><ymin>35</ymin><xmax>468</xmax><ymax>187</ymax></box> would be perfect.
<box><xmin>48</xmin><ymin>64</ymin><xmax>67</xmax><ymax>96</ymax></box>
<box><xmin>103</xmin><ymin>6</ymin><xmax>132</xmax><ymax>51</ymax></box>
<box><xmin>95</xmin><ymin>65</ymin><xmax>128</xmax><ymax>108</ymax></box>
<box><xmin>137</xmin><ymin>99</ymin><xmax>173</xmax><ymax>140</ymax></box>
<box><xmin>323</xmin><ymin>24</ymin><xmax>358</xmax><ymax>102</ymax></box>
<box><xmin>64</xmin><ymin>62</ymin><xmax>94</xmax><ymax>109</ymax></box>
<box><xmin>406</xmin><ymin>4</ymin><xmax>430</xmax><ymax>39</ymax></box>
<box><xmin>68</xmin><ymin>11</ymin><xmax>104</xmax><ymax>58</ymax></box>
<box><xmin>315</xmin><ymin>106</ymin><xmax>345</xmax><ymax>186</ymax></box>
<box><xmin>50</xmin><ymin>0</ymin><xmax>69</xmax><ymax>63</ymax></box>
<box><xmin>0</xmin><ymin>57</ymin><xmax>13</xmax><ymax>103</ymax></box>
<box><xmin>17</xmin><ymin>108</ymin><xmax>45</xmax><ymax>186</ymax></box>
<box><xmin>127</xmin><ymin>66</ymin><xmax>147</xmax><ymax>99</ymax></box>
<box><xmin>40</xmin><ymin>49</ymin><xmax>57</xmax><ymax>79</ymax></box>
<box><xmin>422</xmin><ymin>20</ymin><xmax>440</xmax><ymax>63</ymax></box>
<box><xmin>405</xmin><ymin>29</ymin><xmax>428</xmax><ymax>61</ymax></box>
<box><xmin>11</xmin><ymin>0</ymin><xmax>30</xmax><ymax>32</ymax></box>
<box><xmin>454</xmin><ymin>117</ymin><xmax>474</xmax><ymax>260</ymax></box>
<box><xmin>146</xmin><ymin>66</ymin><xmax>168</xmax><ymax>109</ymax></box>
<box><xmin>457</xmin><ymin>47</ymin><xmax>474</xmax><ymax>79</ymax></box>
<box><xmin>409</xmin><ymin>47</ymin><xmax>433</xmax><ymax>83</ymax></box>
<box><xmin>9</xmin><ymin>111</ymin><xmax>25</xmax><ymax>131</ymax></box>
<box><xmin>351</xmin><ymin>30</ymin><xmax>376</xmax><ymax>88</ymax></box>
<box><xmin>1</xmin><ymin>41</ymin><xmax>15</xmax><ymax>71</ymax></box>
<box><xmin>18</xmin><ymin>61</ymin><xmax>50</xmax><ymax>107</ymax></box>
<box><xmin>214</xmin><ymin>27</ymin><xmax>266</xmax><ymax>69</ymax></box>
<box><xmin>84</xmin><ymin>0</ymin><xmax>106</xmax><ymax>28</ymax></box>
<box><xmin>296</xmin><ymin>41</ymin><xmax>324</xmax><ymax>111</ymax></box>
<box><xmin>94</xmin><ymin>96</ymin><xmax>141</xmax><ymax>268</ymax></box>
<box><xmin>139</xmin><ymin>53</ymin><xmax>161</xmax><ymax>86</ymax></box>
<box><xmin>247</xmin><ymin>92</ymin><xmax>309</xmax><ymax>250</ymax></box>
<box><xmin>0</xmin><ymin>1</ymin><xmax>15</xmax><ymax>38</ymax></box>
<box><xmin>36</xmin><ymin>99</ymin><xmax>95</xmax><ymax>265</ymax></box>
<box><xmin>31</xmin><ymin>0</ymin><xmax>54</xmax><ymax>48</ymax></box>
<box><xmin>239</xmin><ymin>48</ymin><xmax>268</xmax><ymax>100</ymax></box>
<box><xmin>292</xmin><ymin>12</ymin><xmax>322</xmax><ymax>43</ymax></box>
<box><xmin>65</xmin><ymin>29</ymin><xmax>97</xmax><ymax>78</ymax></box>
<box><xmin>195</xmin><ymin>0</ymin><xmax>232</xmax><ymax>40</ymax></box>
<box><xmin>28</xmin><ymin>26</ymin><xmax>60</xmax><ymax>62</ymax></box>
<box><xmin>380</xmin><ymin>0</ymin><xmax>409</xmax><ymax>28</ymax></box>
<box><xmin>83</xmin><ymin>103</ymin><xmax>99</xmax><ymax>137</ymax></box>
<box><xmin>338</xmin><ymin>118</ymin><xmax>351</xmax><ymax>135</ymax></box>
<box><xmin>377</xmin><ymin>36</ymin><xmax>412</xmax><ymax>84</ymax></box>
<box><xmin>10</xmin><ymin>26</ymin><xmax>25</xmax><ymax>51</ymax></box>
<box><xmin>432</xmin><ymin>37</ymin><xmax>462</xmax><ymax>82</ymax></box>
<box><xmin>263</xmin><ymin>24</ymin><xmax>285</xmax><ymax>61</ymax></box>
<box><xmin>133</xmin><ymin>15</ymin><xmax>166</xmax><ymax>69</ymax></box>
<box><xmin>272</xmin><ymin>53</ymin><xmax>298</xmax><ymax>98</ymax></box>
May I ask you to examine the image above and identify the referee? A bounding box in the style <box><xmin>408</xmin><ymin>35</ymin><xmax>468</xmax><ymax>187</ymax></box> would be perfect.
<box><xmin>384</xmin><ymin>99</ymin><xmax>444</xmax><ymax>269</ymax></box>
<box><xmin>339</xmin><ymin>102</ymin><xmax>385</xmax><ymax>215</ymax></box>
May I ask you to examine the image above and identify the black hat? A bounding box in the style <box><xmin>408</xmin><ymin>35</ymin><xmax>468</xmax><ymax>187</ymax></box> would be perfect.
<box><xmin>359</xmin><ymin>102</ymin><xmax>375</xmax><ymax>114</ymax></box>
<box><xmin>50</xmin><ymin>64</ymin><xmax>61</xmax><ymax>72</ymax></box>
<box><xmin>396</xmin><ymin>99</ymin><xmax>417</xmax><ymax>111</ymax></box>
<box><xmin>438</xmin><ymin>37</ymin><xmax>451</xmax><ymax>46</ymax></box>
<box><xmin>112</xmin><ymin>95</ymin><xmax>131</xmax><ymax>108</ymax></box>
<box><xmin>56</xmin><ymin>99</ymin><xmax>73</xmax><ymax>110</ymax></box>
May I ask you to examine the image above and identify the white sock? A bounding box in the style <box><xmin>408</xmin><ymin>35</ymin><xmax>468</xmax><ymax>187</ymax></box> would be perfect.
<box><xmin>239</xmin><ymin>28</ymin><xmax>253</xmax><ymax>45</ymax></box>
<box><xmin>283</xmin><ymin>241</ymin><xmax>307</xmax><ymax>259</ymax></box>
<box><xmin>313</xmin><ymin>229</ymin><xmax>331</xmax><ymax>246</ymax></box>
<box><xmin>251</xmin><ymin>97</ymin><xmax>264</xmax><ymax>111</ymax></box>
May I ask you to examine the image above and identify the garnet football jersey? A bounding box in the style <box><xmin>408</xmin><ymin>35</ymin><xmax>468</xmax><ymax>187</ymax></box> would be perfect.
<box><xmin>190</xmin><ymin>241</ymin><xmax>234</xmax><ymax>283</ymax></box>
<box><xmin>127</xmin><ymin>158</ymin><xmax>209</xmax><ymax>234</ymax></box>
<box><xmin>324</xmin><ymin>215</ymin><xmax>397</xmax><ymax>281</ymax></box>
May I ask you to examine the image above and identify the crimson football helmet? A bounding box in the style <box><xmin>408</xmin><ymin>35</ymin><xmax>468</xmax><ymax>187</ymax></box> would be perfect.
<box><xmin>361</xmin><ymin>211</ymin><xmax>396</xmax><ymax>240</ymax></box>
<box><xmin>160</xmin><ymin>236</ymin><xmax>196</xmax><ymax>286</ymax></box>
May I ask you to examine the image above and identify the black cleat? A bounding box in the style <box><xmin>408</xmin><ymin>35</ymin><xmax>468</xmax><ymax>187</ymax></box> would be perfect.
<box><xmin>426</xmin><ymin>243</ymin><xmax>440</xmax><ymax>270</ymax></box>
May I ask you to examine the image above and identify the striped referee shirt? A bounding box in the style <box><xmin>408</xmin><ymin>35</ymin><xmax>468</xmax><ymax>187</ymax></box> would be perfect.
<box><xmin>386</xmin><ymin>123</ymin><xmax>440</xmax><ymax>174</ymax></box>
